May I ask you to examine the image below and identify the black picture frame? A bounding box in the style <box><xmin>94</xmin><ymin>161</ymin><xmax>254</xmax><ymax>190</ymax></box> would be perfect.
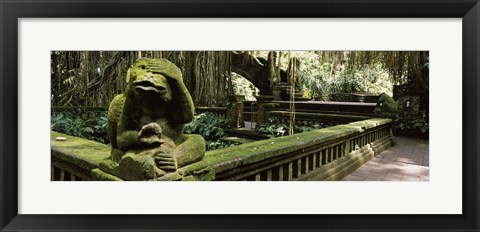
<box><xmin>1</xmin><ymin>0</ymin><xmax>479</xmax><ymax>231</ymax></box>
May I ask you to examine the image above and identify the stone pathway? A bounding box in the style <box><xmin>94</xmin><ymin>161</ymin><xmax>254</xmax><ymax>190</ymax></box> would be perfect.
<box><xmin>343</xmin><ymin>136</ymin><xmax>429</xmax><ymax>181</ymax></box>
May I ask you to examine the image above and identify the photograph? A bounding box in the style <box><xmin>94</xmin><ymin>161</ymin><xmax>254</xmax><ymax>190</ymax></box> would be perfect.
<box><xmin>50</xmin><ymin>51</ymin><xmax>429</xmax><ymax>181</ymax></box>
<box><xmin>2</xmin><ymin>0</ymin><xmax>479</xmax><ymax>230</ymax></box>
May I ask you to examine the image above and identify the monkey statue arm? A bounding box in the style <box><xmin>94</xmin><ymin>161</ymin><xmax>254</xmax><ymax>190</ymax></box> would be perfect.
<box><xmin>117</xmin><ymin>123</ymin><xmax>163</xmax><ymax>152</ymax></box>
<box><xmin>116</xmin><ymin>130</ymin><xmax>141</xmax><ymax>151</ymax></box>
<box><xmin>174</xmin><ymin>134</ymin><xmax>205</xmax><ymax>168</ymax></box>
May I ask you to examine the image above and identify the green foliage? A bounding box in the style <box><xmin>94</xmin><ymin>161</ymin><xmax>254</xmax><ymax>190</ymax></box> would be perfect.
<box><xmin>296</xmin><ymin>124</ymin><xmax>325</xmax><ymax>133</ymax></box>
<box><xmin>51</xmin><ymin>109</ymin><xmax>109</xmax><ymax>144</ymax></box>
<box><xmin>252</xmin><ymin>51</ymin><xmax>395</xmax><ymax>100</ymax></box>
<box><xmin>394</xmin><ymin>112</ymin><xmax>429</xmax><ymax>138</ymax></box>
<box><xmin>51</xmin><ymin>110</ymin><xmax>237</xmax><ymax>150</ymax></box>
<box><xmin>254</xmin><ymin>117</ymin><xmax>327</xmax><ymax>137</ymax></box>
<box><xmin>205</xmin><ymin>140</ymin><xmax>239</xmax><ymax>151</ymax></box>
<box><xmin>255</xmin><ymin>122</ymin><xmax>289</xmax><ymax>137</ymax></box>
<box><xmin>184</xmin><ymin>112</ymin><xmax>228</xmax><ymax>141</ymax></box>
<box><xmin>51</xmin><ymin>109</ymin><xmax>237</xmax><ymax>150</ymax></box>
<box><xmin>183</xmin><ymin>112</ymin><xmax>239</xmax><ymax>151</ymax></box>
<box><xmin>302</xmin><ymin>64</ymin><xmax>393</xmax><ymax>100</ymax></box>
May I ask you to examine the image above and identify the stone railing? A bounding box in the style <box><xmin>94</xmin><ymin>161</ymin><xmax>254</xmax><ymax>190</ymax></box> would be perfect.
<box><xmin>244</xmin><ymin>100</ymin><xmax>376</xmax><ymax>120</ymax></box>
<box><xmin>266</xmin><ymin>111</ymin><xmax>371</xmax><ymax>127</ymax></box>
<box><xmin>52</xmin><ymin>106</ymin><xmax>107</xmax><ymax>112</ymax></box>
<box><xmin>51</xmin><ymin>131</ymin><xmax>110</xmax><ymax>181</ymax></box>
<box><xmin>205</xmin><ymin>118</ymin><xmax>394</xmax><ymax>181</ymax></box>
<box><xmin>194</xmin><ymin>106</ymin><xmax>227</xmax><ymax>119</ymax></box>
<box><xmin>243</xmin><ymin>101</ymin><xmax>258</xmax><ymax>121</ymax></box>
<box><xmin>51</xmin><ymin>118</ymin><xmax>394</xmax><ymax>181</ymax></box>
<box><xmin>330</xmin><ymin>93</ymin><xmax>379</xmax><ymax>103</ymax></box>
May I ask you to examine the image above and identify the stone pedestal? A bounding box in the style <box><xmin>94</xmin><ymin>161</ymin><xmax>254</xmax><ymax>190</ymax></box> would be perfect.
<box><xmin>92</xmin><ymin>160</ymin><xmax>215</xmax><ymax>181</ymax></box>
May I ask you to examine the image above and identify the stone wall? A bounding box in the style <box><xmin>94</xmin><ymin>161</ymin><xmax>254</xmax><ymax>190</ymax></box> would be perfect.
<box><xmin>393</xmin><ymin>84</ymin><xmax>422</xmax><ymax>117</ymax></box>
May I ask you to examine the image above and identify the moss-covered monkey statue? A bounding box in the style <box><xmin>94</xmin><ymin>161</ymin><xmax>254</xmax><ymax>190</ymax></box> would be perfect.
<box><xmin>373</xmin><ymin>92</ymin><xmax>398</xmax><ymax>119</ymax></box>
<box><xmin>98</xmin><ymin>58</ymin><xmax>206</xmax><ymax>180</ymax></box>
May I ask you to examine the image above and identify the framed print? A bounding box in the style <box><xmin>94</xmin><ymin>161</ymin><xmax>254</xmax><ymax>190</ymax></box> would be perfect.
<box><xmin>1</xmin><ymin>0</ymin><xmax>479</xmax><ymax>231</ymax></box>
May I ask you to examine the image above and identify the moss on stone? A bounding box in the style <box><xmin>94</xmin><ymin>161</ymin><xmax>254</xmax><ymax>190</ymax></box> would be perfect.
<box><xmin>98</xmin><ymin>159</ymin><xmax>118</xmax><ymax>174</ymax></box>
<box><xmin>51</xmin><ymin>131</ymin><xmax>110</xmax><ymax>171</ymax></box>
<box><xmin>348</xmin><ymin>118</ymin><xmax>391</xmax><ymax>130</ymax></box>
<box><xmin>204</xmin><ymin>118</ymin><xmax>391</xmax><ymax>174</ymax></box>
<box><xmin>373</xmin><ymin>93</ymin><xmax>398</xmax><ymax>119</ymax></box>
<box><xmin>53</xmin><ymin>118</ymin><xmax>392</xmax><ymax>181</ymax></box>
<box><xmin>155</xmin><ymin>160</ymin><xmax>215</xmax><ymax>181</ymax></box>
<box><xmin>115</xmin><ymin>152</ymin><xmax>159</xmax><ymax>180</ymax></box>
<box><xmin>102</xmin><ymin>58</ymin><xmax>205</xmax><ymax>181</ymax></box>
<box><xmin>91</xmin><ymin>168</ymin><xmax>123</xmax><ymax>181</ymax></box>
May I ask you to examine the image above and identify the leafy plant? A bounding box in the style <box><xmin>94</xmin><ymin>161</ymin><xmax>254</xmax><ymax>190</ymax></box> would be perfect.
<box><xmin>184</xmin><ymin>112</ymin><xmax>238</xmax><ymax>151</ymax></box>
<box><xmin>51</xmin><ymin>109</ymin><xmax>109</xmax><ymax>144</ymax></box>
<box><xmin>394</xmin><ymin>112</ymin><xmax>429</xmax><ymax>138</ymax></box>
<box><xmin>251</xmin><ymin>51</ymin><xmax>395</xmax><ymax>100</ymax></box>
<box><xmin>52</xmin><ymin>110</ymin><xmax>237</xmax><ymax>150</ymax></box>
<box><xmin>254</xmin><ymin>117</ymin><xmax>327</xmax><ymax>137</ymax></box>
<box><xmin>184</xmin><ymin>112</ymin><xmax>229</xmax><ymax>141</ymax></box>
<box><xmin>296</xmin><ymin>123</ymin><xmax>325</xmax><ymax>133</ymax></box>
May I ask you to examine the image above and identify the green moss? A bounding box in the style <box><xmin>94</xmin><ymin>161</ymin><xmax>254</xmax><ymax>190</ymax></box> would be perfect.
<box><xmin>153</xmin><ymin>160</ymin><xmax>215</xmax><ymax>181</ymax></box>
<box><xmin>374</xmin><ymin>93</ymin><xmax>398</xmax><ymax>119</ymax></box>
<box><xmin>178</xmin><ymin>160</ymin><xmax>215</xmax><ymax>181</ymax></box>
<box><xmin>103</xmin><ymin>58</ymin><xmax>205</xmax><ymax>180</ymax></box>
<box><xmin>348</xmin><ymin>118</ymin><xmax>391</xmax><ymax>130</ymax></box>
<box><xmin>51</xmin><ymin>131</ymin><xmax>110</xmax><ymax>171</ymax></box>
<box><xmin>53</xmin><ymin>118</ymin><xmax>392</xmax><ymax>181</ymax></box>
<box><xmin>204</xmin><ymin>118</ymin><xmax>391</xmax><ymax>174</ymax></box>
<box><xmin>98</xmin><ymin>158</ymin><xmax>114</xmax><ymax>171</ymax></box>
<box><xmin>115</xmin><ymin>152</ymin><xmax>158</xmax><ymax>180</ymax></box>
<box><xmin>91</xmin><ymin>168</ymin><xmax>123</xmax><ymax>181</ymax></box>
<box><xmin>181</xmin><ymin>169</ymin><xmax>215</xmax><ymax>181</ymax></box>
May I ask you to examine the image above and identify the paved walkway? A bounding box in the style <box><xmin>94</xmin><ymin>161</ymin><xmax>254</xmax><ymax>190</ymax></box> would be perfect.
<box><xmin>343</xmin><ymin>136</ymin><xmax>429</xmax><ymax>181</ymax></box>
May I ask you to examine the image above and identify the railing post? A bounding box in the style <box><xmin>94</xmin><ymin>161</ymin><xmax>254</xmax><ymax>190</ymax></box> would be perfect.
<box><xmin>226</xmin><ymin>95</ymin><xmax>245</xmax><ymax>128</ymax></box>
<box><xmin>255</xmin><ymin>95</ymin><xmax>274</xmax><ymax>125</ymax></box>
<box><xmin>389</xmin><ymin>125</ymin><xmax>397</xmax><ymax>146</ymax></box>
<box><xmin>250</xmin><ymin>101</ymin><xmax>257</xmax><ymax>129</ymax></box>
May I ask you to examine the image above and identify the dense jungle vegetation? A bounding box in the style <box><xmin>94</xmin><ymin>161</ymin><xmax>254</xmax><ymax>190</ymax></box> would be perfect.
<box><xmin>51</xmin><ymin>51</ymin><xmax>429</xmax><ymax>148</ymax></box>
<box><xmin>51</xmin><ymin>51</ymin><xmax>428</xmax><ymax>107</ymax></box>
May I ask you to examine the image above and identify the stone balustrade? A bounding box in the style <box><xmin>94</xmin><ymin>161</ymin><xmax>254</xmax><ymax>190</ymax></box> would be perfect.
<box><xmin>267</xmin><ymin>111</ymin><xmax>371</xmax><ymax>127</ymax></box>
<box><xmin>194</xmin><ymin>106</ymin><xmax>228</xmax><ymax>118</ymax></box>
<box><xmin>51</xmin><ymin>118</ymin><xmax>394</xmax><ymax>181</ymax></box>
<box><xmin>205</xmin><ymin>118</ymin><xmax>393</xmax><ymax>181</ymax></box>
<box><xmin>51</xmin><ymin>131</ymin><xmax>110</xmax><ymax>181</ymax></box>
<box><xmin>244</xmin><ymin>100</ymin><xmax>377</xmax><ymax>121</ymax></box>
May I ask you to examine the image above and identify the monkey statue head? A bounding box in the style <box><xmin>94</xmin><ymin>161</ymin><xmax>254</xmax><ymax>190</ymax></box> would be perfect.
<box><xmin>373</xmin><ymin>92</ymin><xmax>398</xmax><ymax>119</ymax></box>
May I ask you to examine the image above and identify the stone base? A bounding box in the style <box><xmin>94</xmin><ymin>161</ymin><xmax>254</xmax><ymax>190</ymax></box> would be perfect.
<box><xmin>92</xmin><ymin>160</ymin><xmax>215</xmax><ymax>181</ymax></box>
<box><xmin>91</xmin><ymin>168</ymin><xmax>123</xmax><ymax>181</ymax></box>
